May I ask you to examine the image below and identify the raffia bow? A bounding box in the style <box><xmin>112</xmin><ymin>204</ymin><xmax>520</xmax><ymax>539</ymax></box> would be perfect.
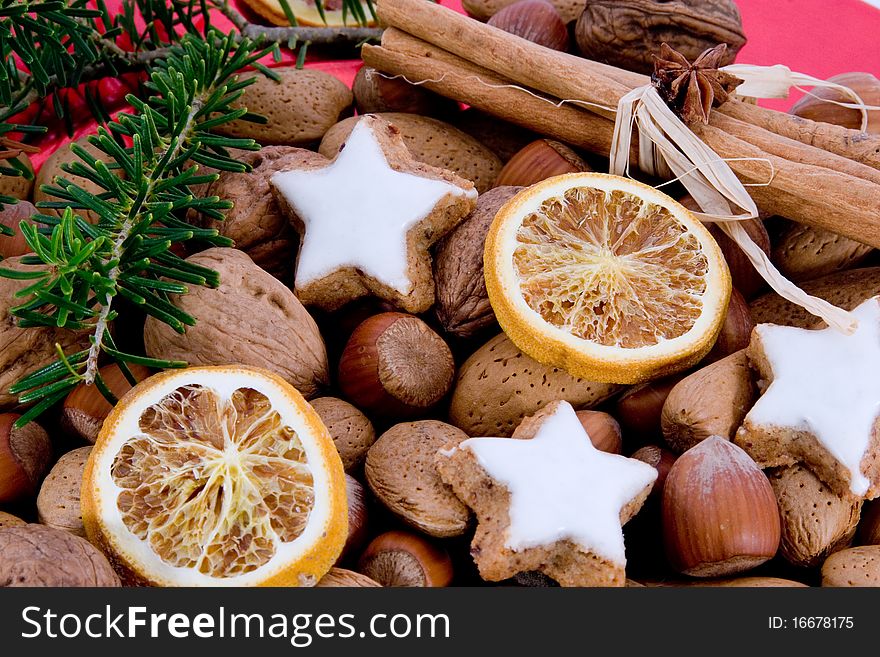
<box><xmin>610</xmin><ymin>47</ymin><xmax>880</xmax><ymax>334</ymax></box>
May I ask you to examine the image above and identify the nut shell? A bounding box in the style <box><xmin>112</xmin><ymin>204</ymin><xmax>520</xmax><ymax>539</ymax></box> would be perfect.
<box><xmin>434</xmin><ymin>186</ymin><xmax>522</xmax><ymax>339</ymax></box>
<box><xmin>575</xmin><ymin>0</ymin><xmax>746</xmax><ymax>76</ymax></box>
<box><xmin>357</xmin><ymin>530</ymin><xmax>454</xmax><ymax>587</ymax></box>
<box><xmin>0</xmin><ymin>200</ymin><xmax>37</xmax><ymax>258</ymax></box>
<box><xmin>860</xmin><ymin>500</ymin><xmax>880</xmax><ymax>546</ymax></box>
<box><xmin>768</xmin><ymin>464</ymin><xmax>862</xmax><ymax>568</ymax></box>
<box><xmin>463</xmin><ymin>0</ymin><xmax>586</xmax><ymax>23</ymax></box>
<box><xmin>661</xmin><ymin>350</ymin><xmax>755</xmax><ymax>454</ymax></box>
<box><xmin>144</xmin><ymin>248</ymin><xmax>329</xmax><ymax>398</ymax></box>
<box><xmin>614</xmin><ymin>375</ymin><xmax>682</xmax><ymax>443</ymax></box>
<box><xmin>310</xmin><ymin>397</ymin><xmax>376</xmax><ymax>472</ymax></box>
<box><xmin>575</xmin><ymin>410</ymin><xmax>622</xmax><ymax>454</ymax></box>
<box><xmin>449</xmin><ymin>333</ymin><xmax>620</xmax><ymax>436</ymax></box>
<box><xmin>704</xmin><ymin>288</ymin><xmax>754</xmax><ymax>363</ymax></box>
<box><xmin>61</xmin><ymin>363</ymin><xmax>151</xmax><ymax>443</ymax></box>
<box><xmin>0</xmin><ymin>524</ymin><xmax>120</xmax><ymax>586</ymax></box>
<box><xmin>353</xmin><ymin>66</ymin><xmax>455</xmax><ymax>116</ymax></box>
<box><xmin>772</xmin><ymin>222</ymin><xmax>872</xmax><ymax>283</ymax></box>
<box><xmin>339</xmin><ymin>313</ymin><xmax>455</xmax><ymax>419</ymax></box>
<box><xmin>317</xmin><ymin>567</ymin><xmax>382</xmax><ymax>587</ymax></box>
<box><xmin>365</xmin><ymin>420</ymin><xmax>470</xmax><ymax>537</ymax></box>
<box><xmin>791</xmin><ymin>72</ymin><xmax>880</xmax><ymax>134</ymax></box>
<box><xmin>216</xmin><ymin>67</ymin><xmax>353</xmax><ymax>146</ymax></box>
<box><xmin>0</xmin><ymin>152</ymin><xmax>33</xmax><ymax>201</ymax></box>
<box><xmin>493</xmin><ymin>139</ymin><xmax>587</xmax><ymax>188</ymax></box>
<box><xmin>37</xmin><ymin>446</ymin><xmax>92</xmax><ymax>537</ymax></box>
<box><xmin>0</xmin><ymin>257</ymin><xmax>91</xmax><ymax>409</ymax></box>
<box><xmin>821</xmin><ymin>546</ymin><xmax>880</xmax><ymax>587</ymax></box>
<box><xmin>0</xmin><ymin>511</ymin><xmax>25</xmax><ymax>529</ymax></box>
<box><xmin>662</xmin><ymin>436</ymin><xmax>781</xmax><ymax>578</ymax></box>
<box><xmin>0</xmin><ymin>414</ymin><xmax>52</xmax><ymax>503</ymax></box>
<box><xmin>487</xmin><ymin>1</ymin><xmax>570</xmax><ymax>51</ymax></box>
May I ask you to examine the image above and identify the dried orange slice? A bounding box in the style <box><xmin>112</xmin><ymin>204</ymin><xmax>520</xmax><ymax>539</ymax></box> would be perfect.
<box><xmin>240</xmin><ymin>0</ymin><xmax>376</xmax><ymax>27</ymax></box>
<box><xmin>81</xmin><ymin>366</ymin><xmax>347</xmax><ymax>586</ymax></box>
<box><xmin>485</xmin><ymin>173</ymin><xmax>731</xmax><ymax>384</ymax></box>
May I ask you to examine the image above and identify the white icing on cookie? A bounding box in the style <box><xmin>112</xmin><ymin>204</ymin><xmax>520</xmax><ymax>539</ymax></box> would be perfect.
<box><xmin>456</xmin><ymin>401</ymin><xmax>657</xmax><ymax>565</ymax></box>
<box><xmin>271</xmin><ymin>119</ymin><xmax>476</xmax><ymax>294</ymax></box>
<box><xmin>745</xmin><ymin>296</ymin><xmax>880</xmax><ymax>496</ymax></box>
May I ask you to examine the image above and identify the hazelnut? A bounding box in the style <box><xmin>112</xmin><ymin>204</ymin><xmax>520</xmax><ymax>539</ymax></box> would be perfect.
<box><xmin>575</xmin><ymin>410</ymin><xmax>622</xmax><ymax>454</ymax></box>
<box><xmin>0</xmin><ymin>413</ymin><xmax>51</xmax><ymax>503</ymax></box>
<box><xmin>338</xmin><ymin>313</ymin><xmax>455</xmax><ymax>419</ymax></box>
<box><xmin>352</xmin><ymin>66</ymin><xmax>455</xmax><ymax>116</ymax></box>
<box><xmin>0</xmin><ymin>200</ymin><xmax>37</xmax><ymax>259</ymax></box>
<box><xmin>704</xmin><ymin>288</ymin><xmax>754</xmax><ymax>363</ymax></box>
<box><xmin>61</xmin><ymin>363</ymin><xmax>151</xmax><ymax>443</ymax></box>
<box><xmin>342</xmin><ymin>474</ymin><xmax>369</xmax><ymax>559</ymax></box>
<box><xmin>614</xmin><ymin>375</ymin><xmax>683</xmax><ymax>443</ymax></box>
<box><xmin>494</xmin><ymin>139</ymin><xmax>588</xmax><ymax>188</ymax></box>
<box><xmin>662</xmin><ymin>436</ymin><xmax>781</xmax><ymax>577</ymax></box>
<box><xmin>631</xmin><ymin>445</ymin><xmax>677</xmax><ymax>500</ymax></box>
<box><xmin>357</xmin><ymin>530</ymin><xmax>454</xmax><ymax>587</ymax></box>
<box><xmin>310</xmin><ymin>397</ymin><xmax>376</xmax><ymax>472</ymax></box>
<box><xmin>791</xmin><ymin>72</ymin><xmax>880</xmax><ymax>134</ymax></box>
<box><xmin>487</xmin><ymin>0</ymin><xmax>570</xmax><ymax>51</ymax></box>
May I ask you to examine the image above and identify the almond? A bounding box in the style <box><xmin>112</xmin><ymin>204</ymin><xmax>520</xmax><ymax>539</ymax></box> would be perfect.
<box><xmin>319</xmin><ymin>113</ymin><xmax>502</xmax><ymax>192</ymax></box>
<box><xmin>0</xmin><ymin>152</ymin><xmax>33</xmax><ymax>201</ymax></box>
<box><xmin>317</xmin><ymin>567</ymin><xmax>382</xmax><ymax>587</ymax></box>
<box><xmin>37</xmin><ymin>446</ymin><xmax>92</xmax><ymax>537</ymax></box>
<box><xmin>821</xmin><ymin>545</ymin><xmax>880</xmax><ymax>587</ymax></box>
<box><xmin>365</xmin><ymin>420</ymin><xmax>470</xmax><ymax>537</ymax></box>
<box><xmin>749</xmin><ymin>266</ymin><xmax>880</xmax><ymax>328</ymax></box>
<box><xmin>216</xmin><ymin>67</ymin><xmax>352</xmax><ymax>146</ymax></box>
<box><xmin>143</xmin><ymin>247</ymin><xmax>329</xmax><ymax>398</ymax></box>
<box><xmin>772</xmin><ymin>221</ymin><xmax>872</xmax><ymax>283</ymax></box>
<box><xmin>448</xmin><ymin>332</ymin><xmax>620</xmax><ymax>436</ymax></box>
<box><xmin>310</xmin><ymin>397</ymin><xmax>376</xmax><ymax>472</ymax></box>
<box><xmin>661</xmin><ymin>350</ymin><xmax>756</xmax><ymax>454</ymax></box>
<box><xmin>0</xmin><ymin>511</ymin><xmax>25</xmax><ymax>529</ymax></box>
<box><xmin>34</xmin><ymin>135</ymin><xmax>119</xmax><ymax>225</ymax></box>
<box><xmin>768</xmin><ymin>464</ymin><xmax>862</xmax><ymax>568</ymax></box>
<box><xmin>434</xmin><ymin>186</ymin><xmax>523</xmax><ymax>339</ymax></box>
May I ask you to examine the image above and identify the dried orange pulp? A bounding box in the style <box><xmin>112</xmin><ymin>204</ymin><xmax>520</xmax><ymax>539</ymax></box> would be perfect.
<box><xmin>485</xmin><ymin>173</ymin><xmax>731</xmax><ymax>384</ymax></box>
<box><xmin>81</xmin><ymin>366</ymin><xmax>347</xmax><ymax>586</ymax></box>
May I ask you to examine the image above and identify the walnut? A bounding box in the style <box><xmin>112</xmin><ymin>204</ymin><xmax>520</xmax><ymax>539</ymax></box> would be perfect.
<box><xmin>143</xmin><ymin>247</ymin><xmax>329</xmax><ymax>399</ymax></box>
<box><xmin>433</xmin><ymin>186</ymin><xmax>522</xmax><ymax>339</ymax></box>
<box><xmin>0</xmin><ymin>524</ymin><xmax>120</xmax><ymax>586</ymax></box>
<box><xmin>194</xmin><ymin>147</ymin><xmax>313</xmax><ymax>280</ymax></box>
<box><xmin>575</xmin><ymin>0</ymin><xmax>746</xmax><ymax>76</ymax></box>
<box><xmin>0</xmin><ymin>257</ymin><xmax>91</xmax><ymax>410</ymax></box>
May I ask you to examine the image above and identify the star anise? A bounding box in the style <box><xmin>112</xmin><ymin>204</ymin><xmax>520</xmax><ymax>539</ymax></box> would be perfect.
<box><xmin>651</xmin><ymin>43</ymin><xmax>743</xmax><ymax>124</ymax></box>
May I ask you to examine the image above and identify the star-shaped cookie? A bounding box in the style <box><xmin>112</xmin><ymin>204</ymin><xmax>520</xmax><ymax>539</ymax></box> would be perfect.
<box><xmin>270</xmin><ymin>115</ymin><xmax>477</xmax><ymax>313</ymax></box>
<box><xmin>735</xmin><ymin>296</ymin><xmax>880</xmax><ymax>499</ymax></box>
<box><xmin>436</xmin><ymin>400</ymin><xmax>656</xmax><ymax>586</ymax></box>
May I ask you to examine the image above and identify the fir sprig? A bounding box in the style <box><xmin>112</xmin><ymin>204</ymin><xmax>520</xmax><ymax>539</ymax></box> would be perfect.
<box><xmin>2</xmin><ymin>29</ymin><xmax>274</xmax><ymax>427</ymax></box>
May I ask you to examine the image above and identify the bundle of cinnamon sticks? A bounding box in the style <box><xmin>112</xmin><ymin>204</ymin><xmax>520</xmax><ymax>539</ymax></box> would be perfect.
<box><xmin>363</xmin><ymin>0</ymin><xmax>880</xmax><ymax>249</ymax></box>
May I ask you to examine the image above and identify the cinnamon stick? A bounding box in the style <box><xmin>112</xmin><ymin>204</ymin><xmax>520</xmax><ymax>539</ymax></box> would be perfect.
<box><xmin>373</xmin><ymin>0</ymin><xmax>880</xmax><ymax>248</ymax></box>
<box><xmin>366</xmin><ymin>27</ymin><xmax>880</xmax><ymax>248</ymax></box>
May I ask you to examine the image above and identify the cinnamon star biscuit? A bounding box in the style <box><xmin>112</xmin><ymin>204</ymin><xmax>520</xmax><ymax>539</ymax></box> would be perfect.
<box><xmin>436</xmin><ymin>400</ymin><xmax>656</xmax><ymax>586</ymax></box>
<box><xmin>735</xmin><ymin>296</ymin><xmax>880</xmax><ymax>499</ymax></box>
<box><xmin>270</xmin><ymin>115</ymin><xmax>477</xmax><ymax>313</ymax></box>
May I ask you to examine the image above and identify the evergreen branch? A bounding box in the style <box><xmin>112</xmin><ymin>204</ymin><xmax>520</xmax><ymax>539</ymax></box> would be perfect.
<box><xmin>4</xmin><ymin>29</ymin><xmax>273</xmax><ymax>423</ymax></box>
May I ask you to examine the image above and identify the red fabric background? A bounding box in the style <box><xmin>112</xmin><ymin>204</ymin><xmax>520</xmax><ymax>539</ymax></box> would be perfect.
<box><xmin>22</xmin><ymin>0</ymin><xmax>880</xmax><ymax>168</ymax></box>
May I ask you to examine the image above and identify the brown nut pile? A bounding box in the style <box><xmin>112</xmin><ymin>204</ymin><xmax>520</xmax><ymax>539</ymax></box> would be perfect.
<box><xmin>4</xmin><ymin>59</ymin><xmax>880</xmax><ymax>591</ymax></box>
